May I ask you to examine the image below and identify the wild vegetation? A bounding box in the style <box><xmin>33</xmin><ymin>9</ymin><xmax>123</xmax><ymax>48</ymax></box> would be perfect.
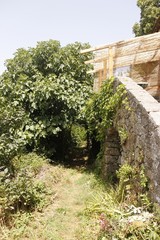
<box><xmin>1</xmin><ymin>5</ymin><xmax>160</xmax><ymax>236</ymax></box>
<box><xmin>1</xmin><ymin>69</ymin><xmax>160</xmax><ymax>239</ymax></box>
<box><xmin>0</xmin><ymin>41</ymin><xmax>93</xmax><ymax>164</ymax></box>
<box><xmin>1</xmin><ymin>155</ymin><xmax>160</xmax><ymax>240</ymax></box>
<box><xmin>133</xmin><ymin>0</ymin><xmax>160</xmax><ymax>36</ymax></box>
<box><xmin>85</xmin><ymin>77</ymin><xmax>127</xmax><ymax>143</ymax></box>
<box><xmin>0</xmin><ymin>40</ymin><xmax>94</xmax><ymax>236</ymax></box>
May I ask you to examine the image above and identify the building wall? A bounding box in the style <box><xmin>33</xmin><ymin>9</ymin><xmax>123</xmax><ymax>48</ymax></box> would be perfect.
<box><xmin>130</xmin><ymin>60</ymin><xmax>160</xmax><ymax>102</ymax></box>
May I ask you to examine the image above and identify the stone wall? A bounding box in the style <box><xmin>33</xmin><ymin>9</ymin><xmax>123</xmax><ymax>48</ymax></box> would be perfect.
<box><xmin>102</xmin><ymin>77</ymin><xmax>160</xmax><ymax>203</ymax></box>
<box><xmin>101</xmin><ymin>128</ymin><xmax>121</xmax><ymax>181</ymax></box>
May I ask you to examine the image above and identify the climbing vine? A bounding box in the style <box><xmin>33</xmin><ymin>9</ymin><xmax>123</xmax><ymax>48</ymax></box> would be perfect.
<box><xmin>85</xmin><ymin>77</ymin><xmax>127</xmax><ymax>143</ymax></box>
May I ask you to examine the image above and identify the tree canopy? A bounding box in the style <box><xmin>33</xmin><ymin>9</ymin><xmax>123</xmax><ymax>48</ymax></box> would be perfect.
<box><xmin>0</xmin><ymin>40</ymin><xmax>93</xmax><ymax>161</ymax></box>
<box><xmin>133</xmin><ymin>0</ymin><xmax>160</xmax><ymax>36</ymax></box>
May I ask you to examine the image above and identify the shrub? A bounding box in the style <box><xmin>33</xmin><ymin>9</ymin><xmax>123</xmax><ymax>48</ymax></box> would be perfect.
<box><xmin>0</xmin><ymin>153</ymin><xmax>47</xmax><ymax>225</ymax></box>
<box><xmin>71</xmin><ymin>124</ymin><xmax>87</xmax><ymax>147</ymax></box>
<box><xmin>0</xmin><ymin>169</ymin><xmax>45</xmax><ymax>225</ymax></box>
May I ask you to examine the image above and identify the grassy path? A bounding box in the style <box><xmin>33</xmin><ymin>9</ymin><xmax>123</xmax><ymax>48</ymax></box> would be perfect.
<box><xmin>1</xmin><ymin>164</ymin><xmax>102</xmax><ymax>240</ymax></box>
<box><xmin>1</xmin><ymin>161</ymin><xmax>160</xmax><ymax>239</ymax></box>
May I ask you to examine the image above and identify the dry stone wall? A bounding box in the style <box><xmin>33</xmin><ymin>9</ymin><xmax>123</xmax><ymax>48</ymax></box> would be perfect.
<box><xmin>103</xmin><ymin>77</ymin><xmax>160</xmax><ymax>203</ymax></box>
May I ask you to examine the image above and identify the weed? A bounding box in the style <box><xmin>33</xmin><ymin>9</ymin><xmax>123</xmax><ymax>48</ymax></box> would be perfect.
<box><xmin>116</xmin><ymin>163</ymin><xmax>150</xmax><ymax>207</ymax></box>
<box><xmin>12</xmin><ymin>152</ymin><xmax>48</xmax><ymax>175</ymax></box>
<box><xmin>84</xmin><ymin>164</ymin><xmax>160</xmax><ymax>239</ymax></box>
<box><xmin>118</xmin><ymin>127</ymin><xmax>128</xmax><ymax>144</ymax></box>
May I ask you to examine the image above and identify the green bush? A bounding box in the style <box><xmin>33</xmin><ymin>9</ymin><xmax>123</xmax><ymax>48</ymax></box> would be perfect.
<box><xmin>0</xmin><ymin>169</ymin><xmax>45</xmax><ymax>224</ymax></box>
<box><xmin>71</xmin><ymin>124</ymin><xmax>87</xmax><ymax>147</ymax></box>
<box><xmin>0</xmin><ymin>153</ymin><xmax>47</xmax><ymax>224</ymax></box>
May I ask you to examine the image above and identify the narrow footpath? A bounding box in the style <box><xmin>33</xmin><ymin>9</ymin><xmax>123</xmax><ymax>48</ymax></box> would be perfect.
<box><xmin>1</xmin><ymin>163</ymin><xmax>103</xmax><ymax>240</ymax></box>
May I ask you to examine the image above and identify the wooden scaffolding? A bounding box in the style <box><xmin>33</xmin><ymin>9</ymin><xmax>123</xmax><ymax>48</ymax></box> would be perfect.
<box><xmin>81</xmin><ymin>32</ymin><xmax>160</xmax><ymax>92</ymax></box>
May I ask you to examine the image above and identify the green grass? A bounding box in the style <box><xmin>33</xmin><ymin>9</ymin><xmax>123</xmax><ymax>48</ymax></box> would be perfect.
<box><xmin>0</xmin><ymin>160</ymin><xmax>103</xmax><ymax>240</ymax></box>
<box><xmin>1</xmin><ymin>154</ymin><xmax>160</xmax><ymax>240</ymax></box>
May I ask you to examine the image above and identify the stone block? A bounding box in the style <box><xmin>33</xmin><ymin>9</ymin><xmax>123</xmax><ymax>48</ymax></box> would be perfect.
<box><xmin>149</xmin><ymin>112</ymin><xmax>160</xmax><ymax>127</ymax></box>
<box><xmin>104</xmin><ymin>147</ymin><xmax>120</xmax><ymax>156</ymax></box>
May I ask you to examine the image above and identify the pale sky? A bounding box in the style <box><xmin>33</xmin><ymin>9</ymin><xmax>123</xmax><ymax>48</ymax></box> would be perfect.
<box><xmin>0</xmin><ymin>0</ymin><xmax>140</xmax><ymax>74</ymax></box>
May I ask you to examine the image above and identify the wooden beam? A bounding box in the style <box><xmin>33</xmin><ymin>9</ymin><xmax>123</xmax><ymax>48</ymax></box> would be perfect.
<box><xmin>99</xmin><ymin>70</ymin><xmax>103</xmax><ymax>89</ymax></box>
<box><xmin>103</xmin><ymin>59</ymin><xmax>107</xmax><ymax>80</ymax></box>
<box><xmin>114</xmin><ymin>48</ymin><xmax>160</xmax><ymax>68</ymax></box>
<box><xmin>85</xmin><ymin>55</ymin><xmax>108</xmax><ymax>64</ymax></box>
<box><xmin>85</xmin><ymin>34</ymin><xmax>160</xmax><ymax>65</ymax></box>
<box><xmin>108</xmin><ymin>47</ymin><xmax>114</xmax><ymax>77</ymax></box>
<box><xmin>87</xmin><ymin>49</ymin><xmax>160</xmax><ymax>75</ymax></box>
<box><xmin>84</xmin><ymin>32</ymin><xmax>160</xmax><ymax>92</ymax></box>
<box><xmin>87</xmin><ymin>68</ymin><xmax>104</xmax><ymax>74</ymax></box>
<box><xmin>86</xmin><ymin>49</ymin><xmax>160</xmax><ymax>70</ymax></box>
<box><xmin>81</xmin><ymin>32</ymin><xmax>160</xmax><ymax>54</ymax></box>
<box><xmin>81</xmin><ymin>41</ymin><xmax>120</xmax><ymax>54</ymax></box>
<box><xmin>114</xmin><ymin>34</ymin><xmax>160</xmax><ymax>57</ymax></box>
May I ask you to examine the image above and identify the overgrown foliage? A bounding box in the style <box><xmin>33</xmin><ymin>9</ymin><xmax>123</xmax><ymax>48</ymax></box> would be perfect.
<box><xmin>0</xmin><ymin>40</ymin><xmax>93</xmax><ymax>230</ymax></box>
<box><xmin>0</xmin><ymin>153</ymin><xmax>47</xmax><ymax>225</ymax></box>
<box><xmin>85</xmin><ymin>164</ymin><xmax>160</xmax><ymax>240</ymax></box>
<box><xmin>133</xmin><ymin>0</ymin><xmax>160</xmax><ymax>36</ymax></box>
<box><xmin>71</xmin><ymin>124</ymin><xmax>87</xmax><ymax>148</ymax></box>
<box><xmin>0</xmin><ymin>94</ymin><xmax>26</xmax><ymax>169</ymax></box>
<box><xmin>0</xmin><ymin>41</ymin><xmax>93</xmax><ymax>163</ymax></box>
<box><xmin>116</xmin><ymin>163</ymin><xmax>150</xmax><ymax>207</ymax></box>
<box><xmin>1</xmin><ymin>155</ymin><xmax>160</xmax><ymax>239</ymax></box>
<box><xmin>85</xmin><ymin>77</ymin><xmax>127</xmax><ymax>142</ymax></box>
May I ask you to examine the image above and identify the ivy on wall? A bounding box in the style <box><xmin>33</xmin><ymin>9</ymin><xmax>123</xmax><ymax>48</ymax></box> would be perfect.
<box><xmin>85</xmin><ymin>77</ymin><xmax>127</xmax><ymax>143</ymax></box>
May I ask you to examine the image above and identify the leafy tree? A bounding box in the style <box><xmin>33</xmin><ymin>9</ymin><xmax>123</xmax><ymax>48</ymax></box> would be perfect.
<box><xmin>0</xmin><ymin>41</ymin><xmax>93</xmax><ymax>160</ymax></box>
<box><xmin>133</xmin><ymin>0</ymin><xmax>160</xmax><ymax>36</ymax></box>
<box><xmin>0</xmin><ymin>92</ymin><xmax>26</xmax><ymax>168</ymax></box>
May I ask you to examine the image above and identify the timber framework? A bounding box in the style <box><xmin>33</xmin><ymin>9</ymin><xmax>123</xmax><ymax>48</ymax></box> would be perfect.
<box><xmin>81</xmin><ymin>32</ymin><xmax>160</xmax><ymax>96</ymax></box>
